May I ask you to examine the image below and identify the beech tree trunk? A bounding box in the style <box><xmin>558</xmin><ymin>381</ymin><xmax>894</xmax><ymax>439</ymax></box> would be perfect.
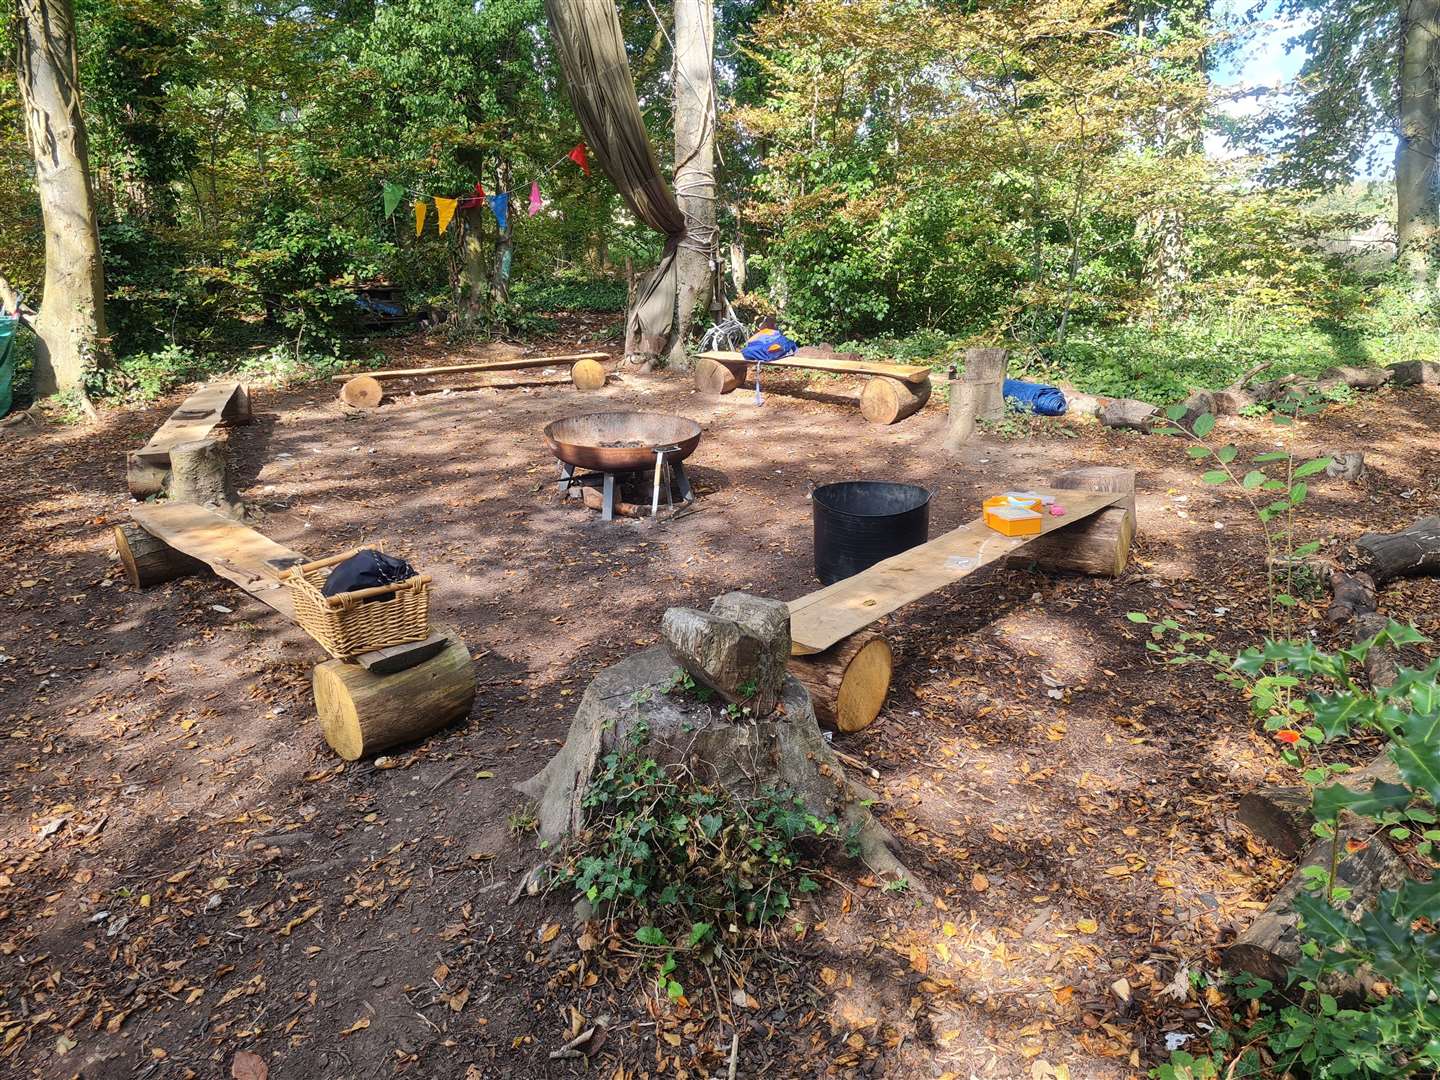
<box><xmin>459</xmin><ymin>204</ymin><xmax>488</xmax><ymax>323</ymax></box>
<box><xmin>666</xmin><ymin>0</ymin><xmax>717</xmax><ymax>370</ymax></box>
<box><xmin>491</xmin><ymin>161</ymin><xmax>514</xmax><ymax>303</ymax></box>
<box><xmin>15</xmin><ymin>0</ymin><xmax>109</xmax><ymax>396</ymax></box>
<box><xmin>1396</xmin><ymin>0</ymin><xmax>1440</xmax><ymax>293</ymax></box>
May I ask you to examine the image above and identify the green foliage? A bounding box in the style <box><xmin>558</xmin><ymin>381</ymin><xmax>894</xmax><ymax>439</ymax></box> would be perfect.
<box><xmin>511</xmin><ymin>274</ymin><xmax>627</xmax><ymax>314</ymax></box>
<box><xmin>559</xmin><ymin>723</ymin><xmax>838</xmax><ymax>981</ymax></box>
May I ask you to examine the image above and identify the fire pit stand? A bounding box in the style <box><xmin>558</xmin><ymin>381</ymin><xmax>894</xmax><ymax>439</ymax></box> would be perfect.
<box><xmin>544</xmin><ymin>411</ymin><xmax>703</xmax><ymax>522</ymax></box>
<box><xmin>556</xmin><ymin>456</ymin><xmax>694</xmax><ymax>521</ymax></box>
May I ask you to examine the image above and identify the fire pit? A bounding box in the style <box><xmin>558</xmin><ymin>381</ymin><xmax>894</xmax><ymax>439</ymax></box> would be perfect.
<box><xmin>544</xmin><ymin>411</ymin><xmax>702</xmax><ymax>520</ymax></box>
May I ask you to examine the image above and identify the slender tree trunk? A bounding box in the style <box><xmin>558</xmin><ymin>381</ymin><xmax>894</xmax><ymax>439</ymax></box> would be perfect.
<box><xmin>1396</xmin><ymin>0</ymin><xmax>1440</xmax><ymax>293</ymax></box>
<box><xmin>668</xmin><ymin>0</ymin><xmax>717</xmax><ymax>369</ymax></box>
<box><xmin>491</xmin><ymin>161</ymin><xmax>514</xmax><ymax>304</ymax></box>
<box><xmin>459</xmin><ymin>204</ymin><xmax>488</xmax><ymax>323</ymax></box>
<box><xmin>15</xmin><ymin>0</ymin><xmax>109</xmax><ymax>397</ymax></box>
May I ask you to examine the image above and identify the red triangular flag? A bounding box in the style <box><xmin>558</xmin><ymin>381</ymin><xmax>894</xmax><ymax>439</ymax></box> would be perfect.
<box><xmin>458</xmin><ymin>181</ymin><xmax>485</xmax><ymax>210</ymax></box>
<box><xmin>568</xmin><ymin>143</ymin><xmax>590</xmax><ymax>176</ymax></box>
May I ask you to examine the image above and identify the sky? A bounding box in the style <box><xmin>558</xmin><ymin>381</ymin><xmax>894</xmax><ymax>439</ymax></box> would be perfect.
<box><xmin>1206</xmin><ymin>1</ymin><xmax>1396</xmax><ymax>178</ymax></box>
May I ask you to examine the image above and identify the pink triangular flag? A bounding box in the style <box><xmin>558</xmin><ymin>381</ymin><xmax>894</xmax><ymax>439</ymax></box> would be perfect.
<box><xmin>528</xmin><ymin>180</ymin><xmax>543</xmax><ymax>217</ymax></box>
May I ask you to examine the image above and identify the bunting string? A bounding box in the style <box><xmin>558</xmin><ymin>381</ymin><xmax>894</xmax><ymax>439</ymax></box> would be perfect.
<box><xmin>384</xmin><ymin>142</ymin><xmax>586</xmax><ymax>236</ymax></box>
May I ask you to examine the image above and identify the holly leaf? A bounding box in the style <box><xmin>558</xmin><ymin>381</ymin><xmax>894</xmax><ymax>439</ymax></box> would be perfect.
<box><xmin>1311</xmin><ymin>692</ymin><xmax>1375</xmax><ymax>739</ymax></box>
<box><xmin>1293</xmin><ymin>892</ymin><xmax>1357</xmax><ymax>947</ymax></box>
<box><xmin>1390</xmin><ymin>878</ymin><xmax>1440</xmax><ymax>925</ymax></box>
<box><xmin>1392</xmin><ymin>720</ymin><xmax>1440</xmax><ymax>803</ymax></box>
<box><xmin>1311</xmin><ymin>780</ymin><xmax>1413</xmax><ymax>821</ymax></box>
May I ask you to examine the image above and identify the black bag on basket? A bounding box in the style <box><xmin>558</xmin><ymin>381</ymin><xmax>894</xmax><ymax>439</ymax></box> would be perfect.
<box><xmin>322</xmin><ymin>549</ymin><xmax>417</xmax><ymax>601</ymax></box>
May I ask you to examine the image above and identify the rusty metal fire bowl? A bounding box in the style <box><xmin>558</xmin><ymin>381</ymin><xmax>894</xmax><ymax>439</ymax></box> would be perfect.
<box><xmin>543</xmin><ymin>411</ymin><xmax>703</xmax><ymax>473</ymax></box>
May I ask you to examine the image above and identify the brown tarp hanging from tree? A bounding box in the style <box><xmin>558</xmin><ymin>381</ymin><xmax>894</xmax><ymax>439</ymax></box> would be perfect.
<box><xmin>544</xmin><ymin>0</ymin><xmax>686</xmax><ymax>356</ymax></box>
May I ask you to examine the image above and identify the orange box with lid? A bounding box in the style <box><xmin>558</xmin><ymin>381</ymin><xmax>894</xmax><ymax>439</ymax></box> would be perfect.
<box><xmin>982</xmin><ymin>494</ymin><xmax>1043</xmax><ymax>537</ymax></box>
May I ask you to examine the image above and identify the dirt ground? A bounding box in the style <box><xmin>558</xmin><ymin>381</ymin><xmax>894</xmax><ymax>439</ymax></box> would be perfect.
<box><xmin>2</xmin><ymin>333</ymin><xmax>1438</xmax><ymax>1080</ymax></box>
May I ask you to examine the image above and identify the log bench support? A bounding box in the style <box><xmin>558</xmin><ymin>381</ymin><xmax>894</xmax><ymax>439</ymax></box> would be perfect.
<box><xmin>112</xmin><ymin>512</ymin><xmax>475</xmax><ymax>760</ymax></box>
<box><xmin>788</xmin><ymin>630</ymin><xmax>893</xmax><ymax>733</ymax></box>
<box><xmin>127</xmin><ymin>381</ymin><xmax>252</xmax><ymax>497</ymax></box>
<box><xmin>1006</xmin><ymin>466</ymin><xmax>1137</xmax><ymax>577</ymax></box>
<box><xmin>336</xmin><ymin>352</ymin><xmax>611</xmax><ymax>409</ymax></box>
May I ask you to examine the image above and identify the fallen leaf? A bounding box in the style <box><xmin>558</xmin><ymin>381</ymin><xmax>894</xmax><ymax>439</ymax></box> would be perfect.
<box><xmin>540</xmin><ymin>923</ymin><xmax>561</xmax><ymax>944</ymax></box>
<box><xmin>971</xmin><ymin>873</ymin><xmax>989</xmax><ymax>893</ymax></box>
<box><xmin>231</xmin><ymin>1050</ymin><xmax>269</xmax><ymax>1080</ymax></box>
<box><xmin>55</xmin><ymin>1033</ymin><xmax>77</xmax><ymax>1055</ymax></box>
<box><xmin>1075</xmin><ymin>918</ymin><xmax>1098</xmax><ymax>934</ymax></box>
<box><xmin>341</xmin><ymin>1017</ymin><xmax>370</xmax><ymax>1037</ymax></box>
<box><xmin>448</xmin><ymin>987</ymin><xmax>470</xmax><ymax>1013</ymax></box>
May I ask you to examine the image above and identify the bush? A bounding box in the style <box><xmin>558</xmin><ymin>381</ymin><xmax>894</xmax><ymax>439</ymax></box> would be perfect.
<box><xmin>511</xmin><ymin>273</ymin><xmax>627</xmax><ymax>313</ymax></box>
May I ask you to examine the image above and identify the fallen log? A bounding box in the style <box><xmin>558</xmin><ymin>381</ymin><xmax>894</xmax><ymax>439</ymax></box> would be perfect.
<box><xmin>1387</xmin><ymin>360</ymin><xmax>1440</xmax><ymax>386</ymax></box>
<box><xmin>312</xmin><ymin>626</ymin><xmax>476</xmax><ymax>760</ymax></box>
<box><xmin>336</xmin><ymin>352</ymin><xmax>610</xmax><ymax>408</ymax></box>
<box><xmin>1327</xmin><ymin>570</ymin><xmax>1377</xmax><ymax>624</ymax></box>
<box><xmin>1224</xmin><ymin>823</ymin><xmax>1406</xmax><ymax>985</ymax></box>
<box><xmin>1356</xmin><ymin>516</ymin><xmax>1440</xmax><ymax>586</ymax></box>
<box><xmin>788</xmin><ymin>630</ymin><xmax>893</xmax><ymax>734</ymax></box>
<box><xmin>1236</xmin><ymin>755</ymin><xmax>1402</xmax><ymax>859</ymax></box>
<box><xmin>1099</xmin><ymin>397</ymin><xmax>1158</xmax><ymax>431</ymax></box>
<box><xmin>694</xmin><ymin>354</ymin><xmax>740</xmax><ymax>395</ymax></box>
<box><xmin>859</xmin><ymin>376</ymin><xmax>930</xmax><ymax>425</ymax></box>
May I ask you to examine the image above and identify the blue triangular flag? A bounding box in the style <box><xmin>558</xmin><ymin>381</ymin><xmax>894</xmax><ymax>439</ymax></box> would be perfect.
<box><xmin>486</xmin><ymin>192</ymin><xmax>510</xmax><ymax>232</ymax></box>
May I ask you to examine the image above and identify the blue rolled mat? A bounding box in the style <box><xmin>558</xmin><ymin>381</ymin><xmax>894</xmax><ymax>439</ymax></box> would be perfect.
<box><xmin>1002</xmin><ymin>378</ymin><xmax>1067</xmax><ymax>416</ymax></box>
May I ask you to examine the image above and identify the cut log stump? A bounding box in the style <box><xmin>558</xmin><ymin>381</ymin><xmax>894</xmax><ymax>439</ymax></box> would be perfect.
<box><xmin>312</xmin><ymin>626</ymin><xmax>475</xmax><ymax>760</ymax></box>
<box><xmin>694</xmin><ymin>354</ymin><xmax>740</xmax><ymax>395</ymax></box>
<box><xmin>571</xmin><ymin>358</ymin><xmax>608</xmax><ymax>391</ymax></box>
<box><xmin>943</xmin><ymin>378</ymin><xmax>979</xmax><ymax>451</ymax></box>
<box><xmin>113</xmin><ymin>523</ymin><xmax>205</xmax><ymax>588</ymax></box>
<box><xmin>340</xmin><ymin>375</ymin><xmax>384</xmax><ymax>409</ymax></box>
<box><xmin>962</xmin><ymin>347</ymin><xmax>1008</xmax><ymax>421</ymax></box>
<box><xmin>168</xmin><ymin>437</ymin><xmax>241</xmax><ymax>517</ymax></box>
<box><xmin>1008</xmin><ymin>466</ymin><xmax>1136</xmax><ymax>577</ymax></box>
<box><xmin>860</xmin><ymin>376</ymin><xmax>931</xmax><ymax>425</ymax></box>
<box><xmin>1356</xmin><ymin>516</ymin><xmax>1440</xmax><ymax>586</ymax></box>
<box><xmin>788</xmin><ymin>630</ymin><xmax>893</xmax><ymax>733</ymax></box>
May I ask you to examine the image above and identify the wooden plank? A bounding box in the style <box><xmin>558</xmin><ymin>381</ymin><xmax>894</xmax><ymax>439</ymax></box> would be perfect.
<box><xmin>135</xmin><ymin>382</ymin><xmax>247</xmax><ymax>459</ymax></box>
<box><xmin>330</xmin><ymin>352</ymin><xmax>609</xmax><ymax>383</ymax></box>
<box><xmin>355</xmin><ymin>631</ymin><xmax>449</xmax><ymax>674</ymax></box>
<box><xmin>131</xmin><ymin>503</ymin><xmax>303</xmax><ymax>619</ymax></box>
<box><xmin>787</xmin><ymin>489</ymin><xmax>1126</xmax><ymax>655</ymax></box>
<box><xmin>699</xmin><ymin>350</ymin><xmax>932</xmax><ymax>386</ymax></box>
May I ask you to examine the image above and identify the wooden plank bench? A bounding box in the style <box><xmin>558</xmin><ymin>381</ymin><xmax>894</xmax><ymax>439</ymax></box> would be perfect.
<box><xmin>114</xmin><ymin>504</ymin><xmax>474</xmax><ymax>760</ymax></box>
<box><xmin>127</xmin><ymin>381</ymin><xmax>251</xmax><ymax>497</ymax></box>
<box><xmin>785</xmin><ymin>467</ymin><xmax>1137</xmax><ymax>732</ymax></box>
<box><xmin>694</xmin><ymin>350</ymin><xmax>933</xmax><ymax>424</ymax></box>
<box><xmin>333</xmin><ymin>351</ymin><xmax>610</xmax><ymax>408</ymax></box>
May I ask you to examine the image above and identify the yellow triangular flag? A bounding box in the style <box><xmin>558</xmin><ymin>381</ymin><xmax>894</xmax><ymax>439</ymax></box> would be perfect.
<box><xmin>415</xmin><ymin>200</ymin><xmax>428</xmax><ymax>237</ymax></box>
<box><xmin>434</xmin><ymin>197</ymin><xmax>458</xmax><ymax>234</ymax></box>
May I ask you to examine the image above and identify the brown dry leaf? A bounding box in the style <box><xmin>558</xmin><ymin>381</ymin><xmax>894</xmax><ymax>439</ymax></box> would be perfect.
<box><xmin>340</xmin><ymin>1017</ymin><xmax>371</xmax><ymax>1037</ymax></box>
<box><xmin>1075</xmin><ymin>918</ymin><xmax>1098</xmax><ymax>934</ymax></box>
<box><xmin>577</xmin><ymin>930</ymin><xmax>597</xmax><ymax>951</ymax></box>
<box><xmin>231</xmin><ymin>1050</ymin><xmax>269</xmax><ymax>1080</ymax></box>
<box><xmin>971</xmin><ymin>873</ymin><xmax>989</xmax><ymax>893</ymax></box>
<box><xmin>449</xmin><ymin>988</ymin><xmax>470</xmax><ymax>1013</ymax></box>
<box><xmin>540</xmin><ymin>923</ymin><xmax>561</xmax><ymax>944</ymax></box>
<box><xmin>433</xmin><ymin>963</ymin><xmax>450</xmax><ymax>984</ymax></box>
<box><xmin>278</xmin><ymin>905</ymin><xmax>320</xmax><ymax>937</ymax></box>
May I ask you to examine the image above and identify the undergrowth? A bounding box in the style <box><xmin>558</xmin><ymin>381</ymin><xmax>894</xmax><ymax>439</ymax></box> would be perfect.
<box><xmin>555</xmin><ymin>721</ymin><xmax>848</xmax><ymax>1002</ymax></box>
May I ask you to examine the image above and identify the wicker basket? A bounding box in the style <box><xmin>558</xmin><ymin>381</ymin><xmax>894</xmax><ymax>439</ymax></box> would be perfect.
<box><xmin>281</xmin><ymin>547</ymin><xmax>431</xmax><ymax>659</ymax></box>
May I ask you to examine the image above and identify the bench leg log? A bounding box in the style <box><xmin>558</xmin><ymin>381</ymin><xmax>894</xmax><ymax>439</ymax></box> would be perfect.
<box><xmin>168</xmin><ymin>437</ymin><xmax>242</xmax><ymax>517</ymax></box>
<box><xmin>789</xmin><ymin>631</ymin><xmax>893</xmax><ymax>733</ymax></box>
<box><xmin>313</xmin><ymin>626</ymin><xmax>476</xmax><ymax>760</ymax></box>
<box><xmin>1008</xmin><ymin>466</ymin><xmax>1136</xmax><ymax>577</ymax></box>
<box><xmin>126</xmin><ymin>454</ymin><xmax>171</xmax><ymax>499</ymax></box>
<box><xmin>860</xmin><ymin>377</ymin><xmax>931</xmax><ymax>425</ymax></box>
<box><xmin>114</xmin><ymin>523</ymin><xmax>205</xmax><ymax>588</ymax></box>
<box><xmin>571</xmin><ymin>358</ymin><xmax>608</xmax><ymax>391</ymax></box>
<box><xmin>340</xmin><ymin>375</ymin><xmax>385</xmax><ymax>409</ymax></box>
<box><xmin>694</xmin><ymin>355</ymin><xmax>741</xmax><ymax>395</ymax></box>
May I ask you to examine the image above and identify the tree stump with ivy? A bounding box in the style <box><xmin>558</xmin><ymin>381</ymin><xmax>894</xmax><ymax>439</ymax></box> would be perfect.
<box><xmin>515</xmin><ymin>645</ymin><xmax>911</xmax><ymax>885</ymax></box>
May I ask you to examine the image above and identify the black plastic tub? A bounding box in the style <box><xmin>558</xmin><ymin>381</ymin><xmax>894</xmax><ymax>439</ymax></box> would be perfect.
<box><xmin>812</xmin><ymin>481</ymin><xmax>932</xmax><ymax>586</ymax></box>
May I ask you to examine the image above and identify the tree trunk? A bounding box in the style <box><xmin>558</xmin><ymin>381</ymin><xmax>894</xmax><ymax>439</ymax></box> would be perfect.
<box><xmin>113</xmin><ymin>522</ymin><xmax>204</xmax><ymax>588</ymax></box>
<box><xmin>963</xmin><ymin>347</ymin><xmax>1008</xmax><ymax>421</ymax></box>
<box><xmin>167</xmin><ymin>437</ymin><xmax>241</xmax><ymax>517</ymax></box>
<box><xmin>491</xmin><ymin>161</ymin><xmax>514</xmax><ymax>304</ymax></box>
<box><xmin>666</xmin><ymin>0</ymin><xmax>717</xmax><ymax>370</ymax></box>
<box><xmin>458</xmin><ymin>204</ymin><xmax>488</xmax><ymax>324</ymax></box>
<box><xmin>943</xmin><ymin>378</ymin><xmax>979</xmax><ymax>451</ymax></box>
<box><xmin>1396</xmin><ymin>0</ymin><xmax>1440</xmax><ymax>293</ymax></box>
<box><xmin>15</xmin><ymin>0</ymin><xmax>109</xmax><ymax>397</ymax></box>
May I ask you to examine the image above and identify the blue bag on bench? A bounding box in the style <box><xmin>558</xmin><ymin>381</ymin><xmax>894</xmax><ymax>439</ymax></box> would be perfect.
<box><xmin>1003</xmin><ymin>378</ymin><xmax>1068</xmax><ymax>417</ymax></box>
<box><xmin>741</xmin><ymin>329</ymin><xmax>798</xmax><ymax>364</ymax></box>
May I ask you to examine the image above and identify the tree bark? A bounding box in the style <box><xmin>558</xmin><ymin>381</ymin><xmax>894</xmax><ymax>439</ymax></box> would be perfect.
<box><xmin>1396</xmin><ymin>0</ymin><xmax>1440</xmax><ymax>293</ymax></box>
<box><xmin>15</xmin><ymin>0</ymin><xmax>109</xmax><ymax>397</ymax></box>
<box><xmin>1356</xmin><ymin>516</ymin><xmax>1440</xmax><ymax>585</ymax></box>
<box><xmin>859</xmin><ymin>376</ymin><xmax>930</xmax><ymax>425</ymax></box>
<box><xmin>491</xmin><ymin>160</ymin><xmax>514</xmax><ymax>303</ymax></box>
<box><xmin>963</xmin><ymin>348</ymin><xmax>1008</xmax><ymax>421</ymax></box>
<box><xmin>458</xmin><ymin>204</ymin><xmax>488</xmax><ymax>324</ymax></box>
<box><xmin>113</xmin><ymin>522</ymin><xmax>204</xmax><ymax>588</ymax></box>
<box><xmin>666</xmin><ymin>0</ymin><xmax>717</xmax><ymax>370</ymax></box>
